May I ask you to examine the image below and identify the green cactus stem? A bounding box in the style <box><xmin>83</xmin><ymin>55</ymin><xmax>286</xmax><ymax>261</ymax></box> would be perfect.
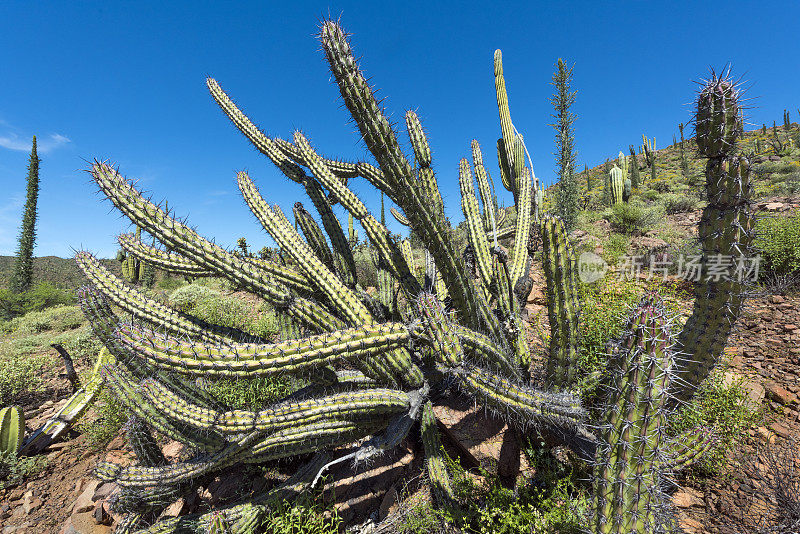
<box><xmin>0</xmin><ymin>406</ymin><xmax>24</xmax><ymax>457</ymax></box>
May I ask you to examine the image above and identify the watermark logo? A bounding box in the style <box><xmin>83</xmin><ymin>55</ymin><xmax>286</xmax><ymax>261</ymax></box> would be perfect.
<box><xmin>578</xmin><ymin>252</ymin><xmax>608</xmax><ymax>283</ymax></box>
<box><xmin>576</xmin><ymin>252</ymin><xmax>761</xmax><ymax>284</ymax></box>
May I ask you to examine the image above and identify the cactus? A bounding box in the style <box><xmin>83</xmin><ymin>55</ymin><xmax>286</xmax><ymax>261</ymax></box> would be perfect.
<box><xmin>609</xmin><ymin>165</ymin><xmax>624</xmax><ymax>205</ymax></box>
<box><xmin>0</xmin><ymin>406</ymin><xmax>24</xmax><ymax>457</ymax></box>
<box><xmin>76</xmin><ymin>21</ymin><xmax>751</xmax><ymax>533</ymax></box>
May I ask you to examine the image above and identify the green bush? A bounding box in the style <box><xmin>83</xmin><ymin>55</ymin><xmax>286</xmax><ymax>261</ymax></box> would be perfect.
<box><xmin>0</xmin><ymin>282</ymin><xmax>74</xmax><ymax>321</ymax></box>
<box><xmin>168</xmin><ymin>283</ymin><xmax>253</xmax><ymax>331</ymax></box>
<box><xmin>0</xmin><ymin>451</ymin><xmax>48</xmax><ymax>490</ymax></box>
<box><xmin>209</xmin><ymin>375</ymin><xmax>298</xmax><ymax>410</ymax></box>
<box><xmin>642</xmin><ymin>189</ymin><xmax>660</xmax><ymax>202</ymax></box>
<box><xmin>753</xmin><ymin>212</ymin><xmax>800</xmax><ymax>276</ymax></box>
<box><xmin>1</xmin><ymin>304</ymin><xmax>84</xmax><ymax>335</ymax></box>
<box><xmin>605</xmin><ymin>201</ymin><xmax>664</xmax><ymax>235</ymax></box>
<box><xmin>0</xmin><ymin>352</ymin><xmax>55</xmax><ymax>405</ymax></box>
<box><xmin>600</xmin><ymin>233</ymin><xmax>630</xmax><ymax>266</ymax></box>
<box><xmin>667</xmin><ymin>371</ymin><xmax>763</xmax><ymax>477</ymax></box>
<box><xmin>659</xmin><ymin>193</ymin><xmax>699</xmax><ymax>214</ymax></box>
<box><xmin>75</xmin><ymin>387</ymin><xmax>129</xmax><ymax>450</ymax></box>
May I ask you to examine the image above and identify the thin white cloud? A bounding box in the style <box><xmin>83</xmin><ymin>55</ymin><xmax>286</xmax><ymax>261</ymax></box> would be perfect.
<box><xmin>0</xmin><ymin>132</ymin><xmax>72</xmax><ymax>154</ymax></box>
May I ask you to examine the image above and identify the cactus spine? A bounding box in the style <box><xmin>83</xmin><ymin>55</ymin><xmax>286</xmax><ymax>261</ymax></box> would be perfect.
<box><xmin>75</xmin><ymin>23</ymin><xmax>751</xmax><ymax>532</ymax></box>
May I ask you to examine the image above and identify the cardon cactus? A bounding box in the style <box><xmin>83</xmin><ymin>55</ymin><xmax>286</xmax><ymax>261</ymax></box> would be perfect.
<box><xmin>0</xmin><ymin>406</ymin><xmax>24</xmax><ymax>457</ymax></box>
<box><xmin>75</xmin><ymin>21</ymin><xmax>751</xmax><ymax>533</ymax></box>
<box><xmin>609</xmin><ymin>165</ymin><xmax>624</xmax><ymax>205</ymax></box>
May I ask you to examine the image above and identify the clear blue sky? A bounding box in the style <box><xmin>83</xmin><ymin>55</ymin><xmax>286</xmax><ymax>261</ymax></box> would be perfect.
<box><xmin>1</xmin><ymin>1</ymin><xmax>798</xmax><ymax>258</ymax></box>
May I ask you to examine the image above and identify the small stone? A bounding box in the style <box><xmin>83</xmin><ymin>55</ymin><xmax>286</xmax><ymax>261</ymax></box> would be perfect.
<box><xmin>765</xmin><ymin>381</ymin><xmax>797</xmax><ymax>405</ymax></box>
<box><xmin>91</xmin><ymin>482</ymin><xmax>117</xmax><ymax>502</ymax></box>
<box><xmin>162</xmin><ymin>497</ymin><xmax>185</xmax><ymax>517</ymax></box>
<box><xmin>784</xmin><ymin>324</ymin><xmax>798</xmax><ymax>332</ymax></box>
<box><xmin>72</xmin><ymin>480</ymin><xmax>100</xmax><ymax>514</ymax></box>
<box><xmin>672</xmin><ymin>488</ymin><xmax>704</xmax><ymax>508</ymax></box>
<box><xmin>756</xmin><ymin>426</ymin><xmax>776</xmax><ymax>444</ymax></box>
<box><xmin>770</xmin><ymin>422</ymin><xmax>791</xmax><ymax>439</ymax></box>
<box><xmin>771</xmin><ymin>295</ymin><xmax>786</xmax><ymax>304</ymax></box>
<box><xmin>765</xmin><ymin>202</ymin><xmax>784</xmax><ymax>210</ymax></box>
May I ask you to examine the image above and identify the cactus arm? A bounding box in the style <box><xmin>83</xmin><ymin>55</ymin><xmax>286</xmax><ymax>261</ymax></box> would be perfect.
<box><xmin>509</xmin><ymin>166</ymin><xmax>532</xmax><ymax>286</ymax></box>
<box><xmin>593</xmin><ymin>297</ymin><xmax>674</xmax><ymax>534</ymax></box>
<box><xmin>405</xmin><ymin>111</ymin><xmax>445</xmax><ymax>219</ymax></box>
<box><xmin>96</xmin><ymin>430</ymin><xmax>265</xmax><ymax>489</ymax></box>
<box><xmin>118</xmin><ymin>233</ymin><xmax>214</xmax><ymax>277</ymax></box>
<box><xmin>303</xmin><ymin>177</ymin><xmax>358</xmax><ymax>289</ymax></box>
<box><xmin>100</xmin><ymin>363</ymin><xmax>227</xmax><ymax>450</ymax></box>
<box><xmin>671</xmin><ymin>74</ymin><xmax>753</xmax><ymax>403</ymax></box>
<box><xmin>320</xmin><ymin>21</ymin><xmax>501</xmax><ymax>342</ymax></box>
<box><xmin>471</xmin><ymin>140</ymin><xmax>499</xmax><ymax>234</ymax></box>
<box><xmin>293</xmin><ymin>202</ymin><xmax>336</xmax><ymax>272</ymax></box>
<box><xmin>115</xmin><ymin>321</ymin><xmax>411</xmax><ymax>378</ymax></box>
<box><xmin>89</xmin><ymin>163</ymin><xmax>337</xmax><ymax>333</ymax></box>
<box><xmin>494</xmin><ymin>50</ymin><xmax>521</xmax><ymax>198</ymax></box>
<box><xmin>0</xmin><ymin>406</ymin><xmax>25</xmax><ymax>456</ymax></box>
<box><xmin>540</xmin><ymin>216</ymin><xmax>581</xmax><ymax>390</ymax></box>
<box><xmin>420</xmin><ymin>400</ymin><xmax>455</xmax><ymax>506</ymax></box>
<box><xmin>417</xmin><ymin>292</ymin><xmax>465</xmax><ymax>367</ymax></box>
<box><xmin>76</xmin><ymin>252</ymin><xmax>259</xmax><ymax>344</ymax></box>
<box><xmin>454</xmin><ymin>363</ymin><xmax>586</xmax><ymax>427</ymax></box>
<box><xmin>459</xmin><ymin>158</ymin><xmax>493</xmax><ymax>287</ymax></box>
<box><xmin>143</xmin><ymin>378</ymin><xmax>409</xmax><ymax>435</ymax></box>
<box><xmin>390</xmin><ymin>207</ymin><xmax>410</xmax><ymax>226</ymax></box>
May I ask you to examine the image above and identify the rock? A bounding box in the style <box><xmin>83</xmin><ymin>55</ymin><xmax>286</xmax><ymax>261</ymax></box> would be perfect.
<box><xmin>785</xmin><ymin>324</ymin><xmax>798</xmax><ymax>332</ymax></box>
<box><xmin>162</xmin><ymin>497</ymin><xmax>186</xmax><ymax>517</ymax></box>
<box><xmin>672</xmin><ymin>488</ymin><xmax>704</xmax><ymax>509</ymax></box>
<box><xmin>765</xmin><ymin>202</ymin><xmax>784</xmax><ymax>210</ymax></box>
<box><xmin>770</xmin><ymin>422</ymin><xmax>791</xmax><ymax>439</ymax></box>
<box><xmin>756</xmin><ymin>426</ymin><xmax>776</xmax><ymax>444</ymax></box>
<box><xmin>72</xmin><ymin>480</ymin><xmax>100</xmax><ymax>514</ymax></box>
<box><xmin>771</xmin><ymin>295</ymin><xmax>786</xmax><ymax>304</ymax></box>
<box><xmin>93</xmin><ymin>504</ymin><xmax>112</xmax><ymax>526</ymax></box>
<box><xmin>161</xmin><ymin>441</ymin><xmax>184</xmax><ymax>461</ymax></box>
<box><xmin>324</xmin><ymin>444</ymin><xmax>415</xmax><ymax>523</ymax></box>
<box><xmin>432</xmin><ymin>394</ymin><xmax>530</xmax><ymax>481</ymax></box>
<box><xmin>61</xmin><ymin>511</ymin><xmax>112</xmax><ymax>534</ymax></box>
<box><xmin>765</xmin><ymin>381</ymin><xmax>797</xmax><ymax>405</ymax></box>
<box><xmin>678</xmin><ymin>515</ymin><xmax>705</xmax><ymax>534</ymax></box>
<box><xmin>91</xmin><ymin>482</ymin><xmax>117</xmax><ymax>502</ymax></box>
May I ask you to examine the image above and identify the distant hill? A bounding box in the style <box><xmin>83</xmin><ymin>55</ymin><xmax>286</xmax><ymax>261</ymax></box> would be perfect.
<box><xmin>0</xmin><ymin>255</ymin><xmax>121</xmax><ymax>291</ymax></box>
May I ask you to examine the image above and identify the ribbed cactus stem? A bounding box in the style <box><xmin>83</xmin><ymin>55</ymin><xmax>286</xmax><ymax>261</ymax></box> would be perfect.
<box><xmin>593</xmin><ymin>296</ymin><xmax>675</xmax><ymax>534</ymax></box>
<box><xmin>540</xmin><ymin>216</ymin><xmax>580</xmax><ymax>390</ymax></box>
<box><xmin>609</xmin><ymin>165</ymin><xmax>624</xmax><ymax>205</ymax></box>
<box><xmin>671</xmin><ymin>71</ymin><xmax>752</xmax><ymax>403</ymax></box>
<box><xmin>0</xmin><ymin>406</ymin><xmax>24</xmax><ymax>456</ymax></box>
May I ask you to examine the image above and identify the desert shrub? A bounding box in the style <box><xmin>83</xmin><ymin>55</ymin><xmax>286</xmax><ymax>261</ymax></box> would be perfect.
<box><xmin>1</xmin><ymin>304</ymin><xmax>84</xmax><ymax>335</ymax></box>
<box><xmin>753</xmin><ymin>212</ymin><xmax>800</xmax><ymax>276</ymax></box>
<box><xmin>605</xmin><ymin>201</ymin><xmax>664</xmax><ymax>235</ymax></box>
<box><xmin>650</xmin><ymin>177</ymin><xmax>671</xmax><ymax>193</ymax></box>
<box><xmin>75</xmin><ymin>387</ymin><xmax>129</xmax><ymax>450</ymax></box>
<box><xmin>659</xmin><ymin>193</ymin><xmax>698</xmax><ymax>214</ymax></box>
<box><xmin>575</xmin><ymin>278</ymin><xmax>642</xmax><ymax>393</ymax></box>
<box><xmin>642</xmin><ymin>189</ymin><xmax>660</xmax><ymax>202</ymax></box>
<box><xmin>600</xmin><ymin>233</ymin><xmax>630</xmax><ymax>266</ymax></box>
<box><xmin>260</xmin><ymin>495</ymin><xmax>341</xmax><ymax>534</ymax></box>
<box><xmin>0</xmin><ymin>282</ymin><xmax>74</xmax><ymax>321</ymax></box>
<box><xmin>667</xmin><ymin>371</ymin><xmax>763</xmax><ymax>477</ymax></box>
<box><xmin>209</xmin><ymin>374</ymin><xmax>298</xmax><ymax>410</ymax></box>
<box><xmin>168</xmin><ymin>283</ymin><xmax>253</xmax><ymax>331</ymax></box>
<box><xmin>155</xmin><ymin>275</ymin><xmax>186</xmax><ymax>292</ymax></box>
<box><xmin>0</xmin><ymin>451</ymin><xmax>48</xmax><ymax>490</ymax></box>
<box><xmin>0</xmin><ymin>352</ymin><xmax>54</xmax><ymax>405</ymax></box>
<box><xmin>352</xmin><ymin>245</ymin><xmax>379</xmax><ymax>289</ymax></box>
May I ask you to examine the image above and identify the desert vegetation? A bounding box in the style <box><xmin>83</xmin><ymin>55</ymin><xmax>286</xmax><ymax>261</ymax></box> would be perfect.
<box><xmin>1</xmin><ymin>17</ymin><xmax>800</xmax><ymax>534</ymax></box>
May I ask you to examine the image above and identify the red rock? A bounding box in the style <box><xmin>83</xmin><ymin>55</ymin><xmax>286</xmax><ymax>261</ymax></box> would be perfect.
<box><xmin>765</xmin><ymin>381</ymin><xmax>797</xmax><ymax>405</ymax></box>
<box><xmin>72</xmin><ymin>480</ymin><xmax>100</xmax><ymax>514</ymax></box>
<box><xmin>672</xmin><ymin>488</ymin><xmax>704</xmax><ymax>508</ymax></box>
<box><xmin>770</xmin><ymin>422</ymin><xmax>791</xmax><ymax>439</ymax></box>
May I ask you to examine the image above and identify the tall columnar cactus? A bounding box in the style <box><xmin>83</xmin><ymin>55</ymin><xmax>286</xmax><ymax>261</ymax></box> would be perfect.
<box><xmin>628</xmin><ymin>145</ymin><xmax>640</xmax><ymax>189</ymax></box>
<box><xmin>75</xmin><ymin>21</ymin><xmax>750</xmax><ymax>533</ymax></box>
<box><xmin>609</xmin><ymin>165</ymin><xmax>624</xmax><ymax>205</ymax></box>
<box><xmin>0</xmin><ymin>406</ymin><xmax>24</xmax><ymax>457</ymax></box>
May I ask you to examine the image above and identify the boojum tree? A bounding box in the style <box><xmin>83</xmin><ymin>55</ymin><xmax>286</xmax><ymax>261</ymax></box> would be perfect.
<box><xmin>75</xmin><ymin>21</ymin><xmax>751</xmax><ymax>534</ymax></box>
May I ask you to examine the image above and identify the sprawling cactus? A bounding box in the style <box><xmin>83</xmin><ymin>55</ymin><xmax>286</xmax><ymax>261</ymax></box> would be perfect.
<box><xmin>75</xmin><ymin>21</ymin><xmax>750</xmax><ymax>533</ymax></box>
